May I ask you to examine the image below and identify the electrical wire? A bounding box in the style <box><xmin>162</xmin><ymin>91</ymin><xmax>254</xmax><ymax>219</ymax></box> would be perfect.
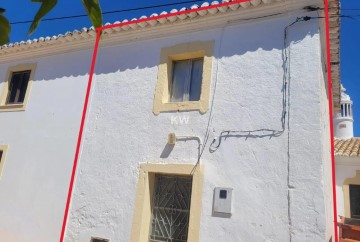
<box><xmin>8</xmin><ymin>0</ymin><xmax>360</xmax><ymax>26</ymax></box>
<box><xmin>209</xmin><ymin>16</ymin><xmax>312</xmax><ymax>152</ymax></box>
<box><xmin>9</xmin><ymin>0</ymin><xmax>205</xmax><ymax>25</ymax></box>
<box><xmin>197</xmin><ymin>10</ymin><xmax>298</xmax><ymax>167</ymax></box>
<box><xmin>192</xmin><ymin>19</ymin><xmax>227</xmax><ymax>167</ymax></box>
<box><xmin>5</xmin><ymin>2</ymin><xmax>345</xmax><ymax>159</ymax></box>
<box><xmin>192</xmin><ymin>13</ymin><xmax>336</xmax><ymax>159</ymax></box>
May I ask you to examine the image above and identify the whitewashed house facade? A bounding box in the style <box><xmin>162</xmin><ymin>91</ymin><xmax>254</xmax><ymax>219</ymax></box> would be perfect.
<box><xmin>0</xmin><ymin>0</ymin><xmax>341</xmax><ymax>241</ymax></box>
<box><xmin>334</xmin><ymin>87</ymin><xmax>360</xmax><ymax>222</ymax></box>
<box><xmin>0</xmin><ymin>41</ymin><xmax>91</xmax><ymax>241</ymax></box>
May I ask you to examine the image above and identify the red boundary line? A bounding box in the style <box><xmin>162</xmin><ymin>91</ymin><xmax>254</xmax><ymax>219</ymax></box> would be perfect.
<box><xmin>324</xmin><ymin>0</ymin><xmax>339</xmax><ymax>241</ymax></box>
<box><xmin>59</xmin><ymin>0</ymin><xmax>338</xmax><ymax>241</ymax></box>
<box><xmin>59</xmin><ymin>31</ymin><xmax>101</xmax><ymax>242</ymax></box>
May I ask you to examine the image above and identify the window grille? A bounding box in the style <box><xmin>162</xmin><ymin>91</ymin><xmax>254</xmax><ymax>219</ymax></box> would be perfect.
<box><xmin>149</xmin><ymin>175</ymin><xmax>193</xmax><ymax>242</ymax></box>
<box><xmin>350</xmin><ymin>184</ymin><xmax>360</xmax><ymax>219</ymax></box>
<box><xmin>170</xmin><ymin>58</ymin><xmax>203</xmax><ymax>102</ymax></box>
<box><xmin>6</xmin><ymin>70</ymin><xmax>31</xmax><ymax>104</ymax></box>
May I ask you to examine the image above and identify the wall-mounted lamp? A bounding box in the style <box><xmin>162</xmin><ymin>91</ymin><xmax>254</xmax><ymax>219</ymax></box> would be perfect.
<box><xmin>168</xmin><ymin>133</ymin><xmax>176</xmax><ymax>145</ymax></box>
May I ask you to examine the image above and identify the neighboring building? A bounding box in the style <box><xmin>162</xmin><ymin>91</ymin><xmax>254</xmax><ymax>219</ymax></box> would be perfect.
<box><xmin>334</xmin><ymin>85</ymin><xmax>354</xmax><ymax>140</ymax></box>
<box><xmin>0</xmin><ymin>0</ymin><xmax>341</xmax><ymax>242</ymax></box>
<box><xmin>0</xmin><ymin>44</ymin><xmax>90</xmax><ymax>241</ymax></box>
<box><xmin>335</xmin><ymin>86</ymin><xmax>360</xmax><ymax>222</ymax></box>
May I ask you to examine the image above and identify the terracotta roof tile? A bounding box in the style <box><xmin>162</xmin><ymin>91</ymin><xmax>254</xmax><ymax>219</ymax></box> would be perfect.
<box><xmin>0</xmin><ymin>0</ymin><xmax>278</xmax><ymax>52</ymax></box>
<box><xmin>334</xmin><ymin>138</ymin><xmax>360</xmax><ymax>157</ymax></box>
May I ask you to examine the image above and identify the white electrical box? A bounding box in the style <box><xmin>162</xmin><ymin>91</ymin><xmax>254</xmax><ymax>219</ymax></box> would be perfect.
<box><xmin>212</xmin><ymin>187</ymin><xmax>233</xmax><ymax>218</ymax></box>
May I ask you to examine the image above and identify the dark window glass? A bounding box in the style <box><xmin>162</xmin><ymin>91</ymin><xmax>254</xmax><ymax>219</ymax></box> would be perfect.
<box><xmin>6</xmin><ymin>70</ymin><xmax>31</xmax><ymax>104</ymax></box>
<box><xmin>345</xmin><ymin>104</ymin><xmax>348</xmax><ymax>117</ymax></box>
<box><xmin>350</xmin><ymin>184</ymin><xmax>360</xmax><ymax>219</ymax></box>
<box><xmin>0</xmin><ymin>151</ymin><xmax>3</xmax><ymax>163</ymax></box>
<box><xmin>220</xmin><ymin>190</ymin><xmax>227</xmax><ymax>199</ymax></box>
<box><xmin>149</xmin><ymin>175</ymin><xmax>192</xmax><ymax>242</ymax></box>
<box><xmin>90</xmin><ymin>238</ymin><xmax>109</xmax><ymax>242</ymax></box>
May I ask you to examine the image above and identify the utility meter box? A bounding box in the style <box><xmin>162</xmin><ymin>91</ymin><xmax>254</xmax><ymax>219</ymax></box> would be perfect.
<box><xmin>212</xmin><ymin>187</ymin><xmax>233</xmax><ymax>218</ymax></box>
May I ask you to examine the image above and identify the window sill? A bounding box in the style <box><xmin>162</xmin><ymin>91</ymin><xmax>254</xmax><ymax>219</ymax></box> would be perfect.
<box><xmin>153</xmin><ymin>100</ymin><xmax>208</xmax><ymax>115</ymax></box>
<box><xmin>0</xmin><ymin>104</ymin><xmax>26</xmax><ymax>112</ymax></box>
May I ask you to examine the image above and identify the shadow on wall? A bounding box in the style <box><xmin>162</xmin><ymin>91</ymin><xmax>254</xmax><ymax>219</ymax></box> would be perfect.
<box><xmin>94</xmin><ymin>16</ymin><xmax>318</xmax><ymax>75</ymax></box>
<box><xmin>160</xmin><ymin>143</ymin><xmax>175</xmax><ymax>158</ymax></box>
<box><xmin>0</xmin><ymin>16</ymin><xmax>318</xmax><ymax>89</ymax></box>
<box><xmin>0</xmin><ymin>48</ymin><xmax>94</xmax><ymax>86</ymax></box>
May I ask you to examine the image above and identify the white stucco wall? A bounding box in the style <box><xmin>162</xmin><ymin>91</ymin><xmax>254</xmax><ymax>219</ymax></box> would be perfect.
<box><xmin>64</xmin><ymin>12</ymin><xmax>333</xmax><ymax>242</ymax></box>
<box><xmin>318</xmin><ymin>24</ymin><xmax>334</xmax><ymax>242</ymax></box>
<box><xmin>285</xmin><ymin>17</ymin><xmax>333</xmax><ymax>242</ymax></box>
<box><xmin>336</xmin><ymin>157</ymin><xmax>360</xmax><ymax>218</ymax></box>
<box><xmin>0</xmin><ymin>50</ymin><xmax>90</xmax><ymax>241</ymax></box>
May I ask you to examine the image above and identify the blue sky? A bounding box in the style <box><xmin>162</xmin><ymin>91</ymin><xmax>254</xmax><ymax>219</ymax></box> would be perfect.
<box><xmin>2</xmin><ymin>0</ymin><xmax>205</xmax><ymax>39</ymax></box>
<box><xmin>340</xmin><ymin>0</ymin><xmax>360</xmax><ymax>137</ymax></box>
<box><xmin>2</xmin><ymin>0</ymin><xmax>359</xmax><ymax>136</ymax></box>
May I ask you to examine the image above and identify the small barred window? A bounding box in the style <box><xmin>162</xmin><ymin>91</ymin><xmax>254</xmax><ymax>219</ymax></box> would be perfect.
<box><xmin>149</xmin><ymin>174</ymin><xmax>192</xmax><ymax>242</ymax></box>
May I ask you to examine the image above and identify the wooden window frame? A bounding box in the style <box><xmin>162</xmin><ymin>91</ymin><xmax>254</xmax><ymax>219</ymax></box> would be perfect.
<box><xmin>170</xmin><ymin>58</ymin><xmax>204</xmax><ymax>103</ymax></box>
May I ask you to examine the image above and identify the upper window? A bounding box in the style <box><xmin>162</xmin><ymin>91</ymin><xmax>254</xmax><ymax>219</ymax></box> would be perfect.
<box><xmin>6</xmin><ymin>70</ymin><xmax>31</xmax><ymax>104</ymax></box>
<box><xmin>170</xmin><ymin>58</ymin><xmax>203</xmax><ymax>103</ymax></box>
<box><xmin>0</xmin><ymin>64</ymin><xmax>36</xmax><ymax>112</ymax></box>
<box><xmin>350</xmin><ymin>184</ymin><xmax>360</xmax><ymax>219</ymax></box>
<box><xmin>153</xmin><ymin>41</ymin><xmax>214</xmax><ymax>115</ymax></box>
